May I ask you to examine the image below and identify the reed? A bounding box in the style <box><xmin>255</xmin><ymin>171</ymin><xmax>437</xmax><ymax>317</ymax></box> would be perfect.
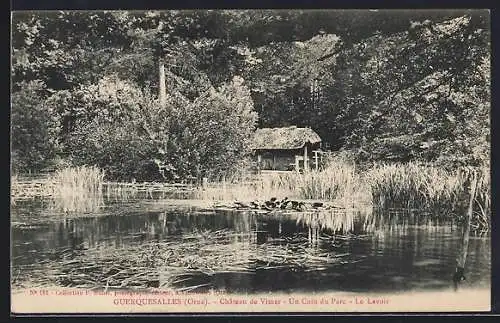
<box><xmin>52</xmin><ymin>166</ymin><xmax>105</xmax><ymax>193</ymax></box>
<box><xmin>196</xmin><ymin>158</ymin><xmax>369</xmax><ymax>207</ymax></box>
<box><xmin>195</xmin><ymin>174</ymin><xmax>297</xmax><ymax>201</ymax></box>
<box><xmin>473</xmin><ymin>167</ymin><xmax>490</xmax><ymax>231</ymax></box>
<box><xmin>365</xmin><ymin>163</ymin><xmax>490</xmax><ymax>230</ymax></box>
<box><xmin>48</xmin><ymin>166</ymin><xmax>106</xmax><ymax>213</ymax></box>
<box><xmin>365</xmin><ymin>162</ymin><xmax>458</xmax><ymax>210</ymax></box>
<box><xmin>197</xmin><ymin>159</ymin><xmax>490</xmax><ymax>231</ymax></box>
<box><xmin>297</xmin><ymin>158</ymin><xmax>372</xmax><ymax>206</ymax></box>
<box><xmin>11</xmin><ymin>161</ymin><xmax>490</xmax><ymax>230</ymax></box>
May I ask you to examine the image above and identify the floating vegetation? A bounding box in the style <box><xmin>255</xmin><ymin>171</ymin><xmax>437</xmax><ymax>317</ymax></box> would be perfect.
<box><xmin>11</xmin><ymin>229</ymin><xmax>363</xmax><ymax>291</ymax></box>
<box><xmin>196</xmin><ymin>158</ymin><xmax>369</xmax><ymax>208</ymax></box>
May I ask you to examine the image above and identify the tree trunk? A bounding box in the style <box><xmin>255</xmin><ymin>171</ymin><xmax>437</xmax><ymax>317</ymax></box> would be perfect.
<box><xmin>453</xmin><ymin>171</ymin><xmax>478</xmax><ymax>290</ymax></box>
<box><xmin>159</xmin><ymin>57</ymin><xmax>166</xmax><ymax>106</ymax></box>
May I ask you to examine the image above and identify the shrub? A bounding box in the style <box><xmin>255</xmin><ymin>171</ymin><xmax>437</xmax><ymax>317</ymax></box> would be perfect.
<box><xmin>11</xmin><ymin>80</ymin><xmax>60</xmax><ymax>173</ymax></box>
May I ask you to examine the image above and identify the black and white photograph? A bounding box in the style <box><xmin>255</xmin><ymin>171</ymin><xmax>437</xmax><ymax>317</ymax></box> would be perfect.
<box><xmin>10</xmin><ymin>9</ymin><xmax>491</xmax><ymax>313</ymax></box>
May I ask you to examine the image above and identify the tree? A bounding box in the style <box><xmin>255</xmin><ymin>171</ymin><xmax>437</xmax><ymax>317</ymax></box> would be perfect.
<box><xmin>11</xmin><ymin>10</ymin><xmax>489</xmax><ymax>176</ymax></box>
<box><xmin>11</xmin><ymin>81</ymin><xmax>60</xmax><ymax>172</ymax></box>
<box><xmin>61</xmin><ymin>74</ymin><xmax>257</xmax><ymax>181</ymax></box>
<box><xmin>321</xmin><ymin>15</ymin><xmax>490</xmax><ymax>166</ymax></box>
<box><xmin>57</xmin><ymin>75</ymin><xmax>167</xmax><ymax>181</ymax></box>
<box><xmin>163</xmin><ymin>76</ymin><xmax>257</xmax><ymax>180</ymax></box>
<box><xmin>11</xmin><ymin>11</ymin><xmax>131</xmax><ymax>91</ymax></box>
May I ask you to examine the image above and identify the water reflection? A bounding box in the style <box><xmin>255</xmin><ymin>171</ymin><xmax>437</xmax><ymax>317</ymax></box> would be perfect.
<box><xmin>11</xmin><ymin>200</ymin><xmax>491</xmax><ymax>293</ymax></box>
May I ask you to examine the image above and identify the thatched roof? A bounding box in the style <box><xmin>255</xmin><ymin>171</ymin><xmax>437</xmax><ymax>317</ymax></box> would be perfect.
<box><xmin>251</xmin><ymin>126</ymin><xmax>322</xmax><ymax>150</ymax></box>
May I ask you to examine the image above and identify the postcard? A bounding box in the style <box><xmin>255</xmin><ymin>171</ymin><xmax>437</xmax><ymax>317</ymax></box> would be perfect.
<box><xmin>10</xmin><ymin>9</ymin><xmax>491</xmax><ymax>314</ymax></box>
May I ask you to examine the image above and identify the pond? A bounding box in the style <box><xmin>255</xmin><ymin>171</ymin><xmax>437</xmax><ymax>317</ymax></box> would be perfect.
<box><xmin>11</xmin><ymin>196</ymin><xmax>491</xmax><ymax>294</ymax></box>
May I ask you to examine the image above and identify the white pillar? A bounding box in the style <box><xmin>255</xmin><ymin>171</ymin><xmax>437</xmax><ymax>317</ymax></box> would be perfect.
<box><xmin>304</xmin><ymin>145</ymin><xmax>308</xmax><ymax>172</ymax></box>
<box><xmin>159</xmin><ymin>57</ymin><xmax>166</xmax><ymax>106</ymax></box>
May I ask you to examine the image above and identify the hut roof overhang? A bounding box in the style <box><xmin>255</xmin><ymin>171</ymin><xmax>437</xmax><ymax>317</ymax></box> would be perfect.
<box><xmin>250</xmin><ymin>126</ymin><xmax>322</xmax><ymax>150</ymax></box>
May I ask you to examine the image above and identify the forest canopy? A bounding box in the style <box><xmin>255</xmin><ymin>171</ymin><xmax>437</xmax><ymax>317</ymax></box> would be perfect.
<box><xmin>11</xmin><ymin>9</ymin><xmax>490</xmax><ymax>180</ymax></box>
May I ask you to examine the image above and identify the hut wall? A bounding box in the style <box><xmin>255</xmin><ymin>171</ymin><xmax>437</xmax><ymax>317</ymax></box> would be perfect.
<box><xmin>255</xmin><ymin>143</ymin><xmax>322</xmax><ymax>171</ymax></box>
<box><xmin>257</xmin><ymin>149</ymin><xmax>301</xmax><ymax>171</ymax></box>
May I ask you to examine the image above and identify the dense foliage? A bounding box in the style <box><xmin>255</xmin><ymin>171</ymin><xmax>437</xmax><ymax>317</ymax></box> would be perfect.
<box><xmin>11</xmin><ymin>81</ymin><xmax>60</xmax><ymax>172</ymax></box>
<box><xmin>11</xmin><ymin>10</ymin><xmax>490</xmax><ymax>180</ymax></box>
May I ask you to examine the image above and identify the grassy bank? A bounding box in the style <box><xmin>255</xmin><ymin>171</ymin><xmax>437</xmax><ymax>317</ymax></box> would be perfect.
<box><xmin>11</xmin><ymin>161</ymin><xmax>491</xmax><ymax>230</ymax></box>
<box><xmin>198</xmin><ymin>159</ymin><xmax>490</xmax><ymax>231</ymax></box>
<box><xmin>196</xmin><ymin>158</ymin><xmax>370</xmax><ymax>205</ymax></box>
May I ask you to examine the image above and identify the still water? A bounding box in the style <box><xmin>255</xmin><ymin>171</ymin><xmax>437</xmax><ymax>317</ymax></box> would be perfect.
<box><xmin>11</xmin><ymin>197</ymin><xmax>490</xmax><ymax>293</ymax></box>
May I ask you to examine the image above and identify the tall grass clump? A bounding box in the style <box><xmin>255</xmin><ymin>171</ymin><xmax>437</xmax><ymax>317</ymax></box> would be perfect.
<box><xmin>297</xmin><ymin>157</ymin><xmax>371</xmax><ymax>206</ymax></box>
<box><xmin>195</xmin><ymin>157</ymin><xmax>490</xmax><ymax>231</ymax></box>
<box><xmin>472</xmin><ymin>165</ymin><xmax>490</xmax><ymax>231</ymax></box>
<box><xmin>49</xmin><ymin>165</ymin><xmax>106</xmax><ymax>213</ymax></box>
<box><xmin>365</xmin><ymin>162</ymin><xmax>460</xmax><ymax>211</ymax></box>
<box><xmin>365</xmin><ymin>162</ymin><xmax>490</xmax><ymax>230</ymax></box>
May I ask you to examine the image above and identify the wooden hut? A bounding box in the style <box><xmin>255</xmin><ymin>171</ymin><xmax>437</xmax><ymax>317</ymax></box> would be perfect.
<box><xmin>251</xmin><ymin>126</ymin><xmax>322</xmax><ymax>172</ymax></box>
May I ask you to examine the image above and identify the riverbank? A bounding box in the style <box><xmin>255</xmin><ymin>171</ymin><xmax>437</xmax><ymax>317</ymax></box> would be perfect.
<box><xmin>10</xmin><ymin>161</ymin><xmax>491</xmax><ymax>231</ymax></box>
